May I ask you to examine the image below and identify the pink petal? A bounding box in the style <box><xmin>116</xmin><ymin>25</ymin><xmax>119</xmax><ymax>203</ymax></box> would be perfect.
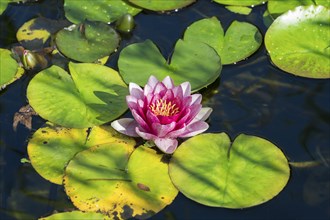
<box><xmin>126</xmin><ymin>95</ymin><xmax>138</xmax><ymax>109</ymax></box>
<box><xmin>131</xmin><ymin>109</ymin><xmax>150</xmax><ymax>131</ymax></box>
<box><xmin>153</xmin><ymin>82</ymin><xmax>167</xmax><ymax>94</ymax></box>
<box><xmin>191</xmin><ymin>107</ymin><xmax>212</xmax><ymax>124</ymax></box>
<box><xmin>146</xmin><ymin>110</ymin><xmax>160</xmax><ymax>124</ymax></box>
<box><xmin>111</xmin><ymin>118</ymin><xmax>139</xmax><ymax>137</ymax></box>
<box><xmin>151</xmin><ymin>121</ymin><xmax>176</xmax><ymax>138</ymax></box>
<box><xmin>136</xmin><ymin>127</ymin><xmax>157</xmax><ymax>140</ymax></box>
<box><xmin>162</xmin><ymin>76</ymin><xmax>175</xmax><ymax>89</ymax></box>
<box><xmin>154</xmin><ymin>138</ymin><xmax>178</xmax><ymax>154</ymax></box>
<box><xmin>172</xmin><ymin>86</ymin><xmax>183</xmax><ymax>100</ymax></box>
<box><xmin>179</xmin><ymin>121</ymin><xmax>209</xmax><ymax>138</ymax></box>
<box><xmin>185</xmin><ymin>104</ymin><xmax>202</xmax><ymax>124</ymax></box>
<box><xmin>147</xmin><ymin>75</ymin><xmax>159</xmax><ymax>88</ymax></box>
<box><xmin>167</xmin><ymin>125</ymin><xmax>187</xmax><ymax>138</ymax></box>
<box><xmin>161</xmin><ymin>89</ymin><xmax>174</xmax><ymax>101</ymax></box>
<box><xmin>191</xmin><ymin>94</ymin><xmax>202</xmax><ymax>105</ymax></box>
<box><xmin>129</xmin><ymin>83</ymin><xmax>144</xmax><ymax>99</ymax></box>
<box><xmin>143</xmin><ymin>76</ymin><xmax>159</xmax><ymax>96</ymax></box>
<box><xmin>180</xmin><ymin>82</ymin><xmax>191</xmax><ymax>97</ymax></box>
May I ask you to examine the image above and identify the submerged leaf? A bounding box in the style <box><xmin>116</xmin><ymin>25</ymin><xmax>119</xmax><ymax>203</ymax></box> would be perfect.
<box><xmin>13</xmin><ymin>105</ymin><xmax>37</xmax><ymax>131</ymax></box>
<box><xmin>17</xmin><ymin>17</ymin><xmax>71</xmax><ymax>50</ymax></box>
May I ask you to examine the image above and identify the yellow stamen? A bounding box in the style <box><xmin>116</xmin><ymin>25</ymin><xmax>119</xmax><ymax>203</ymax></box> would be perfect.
<box><xmin>149</xmin><ymin>99</ymin><xmax>179</xmax><ymax>116</ymax></box>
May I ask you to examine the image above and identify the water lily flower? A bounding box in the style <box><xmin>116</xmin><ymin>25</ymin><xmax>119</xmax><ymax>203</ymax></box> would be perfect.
<box><xmin>111</xmin><ymin>75</ymin><xmax>212</xmax><ymax>154</ymax></box>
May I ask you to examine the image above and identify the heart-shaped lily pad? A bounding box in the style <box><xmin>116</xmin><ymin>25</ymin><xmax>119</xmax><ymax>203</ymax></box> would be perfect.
<box><xmin>16</xmin><ymin>17</ymin><xmax>70</xmax><ymax>50</ymax></box>
<box><xmin>27</xmin><ymin>62</ymin><xmax>128</xmax><ymax>128</ymax></box>
<box><xmin>169</xmin><ymin>133</ymin><xmax>290</xmax><ymax>208</ymax></box>
<box><xmin>40</xmin><ymin>211</ymin><xmax>110</xmax><ymax>220</ymax></box>
<box><xmin>64</xmin><ymin>0</ymin><xmax>141</xmax><ymax>24</ymax></box>
<box><xmin>0</xmin><ymin>48</ymin><xmax>24</xmax><ymax>89</ymax></box>
<box><xmin>213</xmin><ymin>0</ymin><xmax>266</xmax><ymax>6</ymax></box>
<box><xmin>265</xmin><ymin>5</ymin><xmax>330</xmax><ymax>78</ymax></box>
<box><xmin>128</xmin><ymin>0</ymin><xmax>195</xmax><ymax>11</ymax></box>
<box><xmin>64</xmin><ymin>144</ymin><xmax>178</xmax><ymax>219</ymax></box>
<box><xmin>118</xmin><ymin>39</ymin><xmax>221</xmax><ymax>92</ymax></box>
<box><xmin>184</xmin><ymin>17</ymin><xmax>262</xmax><ymax>65</ymax></box>
<box><xmin>28</xmin><ymin>123</ymin><xmax>136</xmax><ymax>184</ymax></box>
<box><xmin>55</xmin><ymin>20</ymin><xmax>120</xmax><ymax>63</ymax></box>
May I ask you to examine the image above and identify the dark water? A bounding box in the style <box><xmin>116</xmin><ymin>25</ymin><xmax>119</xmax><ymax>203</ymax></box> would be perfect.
<box><xmin>1</xmin><ymin>0</ymin><xmax>329</xmax><ymax>219</ymax></box>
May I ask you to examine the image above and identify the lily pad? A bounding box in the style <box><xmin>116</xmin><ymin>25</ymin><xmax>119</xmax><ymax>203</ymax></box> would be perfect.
<box><xmin>64</xmin><ymin>145</ymin><xmax>178</xmax><ymax>219</ymax></box>
<box><xmin>64</xmin><ymin>0</ymin><xmax>141</xmax><ymax>24</ymax></box>
<box><xmin>213</xmin><ymin>0</ymin><xmax>266</xmax><ymax>6</ymax></box>
<box><xmin>184</xmin><ymin>17</ymin><xmax>262</xmax><ymax>64</ymax></box>
<box><xmin>0</xmin><ymin>0</ymin><xmax>10</xmax><ymax>14</ymax></box>
<box><xmin>40</xmin><ymin>211</ymin><xmax>110</xmax><ymax>220</ymax></box>
<box><xmin>118</xmin><ymin>39</ymin><xmax>221</xmax><ymax>92</ymax></box>
<box><xmin>169</xmin><ymin>133</ymin><xmax>290</xmax><ymax>208</ymax></box>
<box><xmin>16</xmin><ymin>17</ymin><xmax>70</xmax><ymax>50</ymax></box>
<box><xmin>55</xmin><ymin>20</ymin><xmax>120</xmax><ymax>63</ymax></box>
<box><xmin>0</xmin><ymin>48</ymin><xmax>24</xmax><ymax>89</ymax></box>
<box><xmin>265</xmin><ymin>5</ymin><xmax>330</xmax><ymax>78</ymax></box>
<box><xmin>267</xmin><ymin>0</ymin><xmax>330</xmax><ymax>19</ymax></box>
<box><xmin>225</xmin><ymin>6</ymin><xmax>252</xmax><ymax>15</ymax></box>
<box><xmin>27</xmin><ymin>123</ymin><xmax>136</xmax><ymax>185</ymax></box>
<box><xmin>27</xmin><ymin>62</ymin><xmax>128</xmax><ymax>128</ymax></box>
<box><xmin>128</xmin><ymin>0</ymin><xmax>195</xmax><ymax>11</ymax></box>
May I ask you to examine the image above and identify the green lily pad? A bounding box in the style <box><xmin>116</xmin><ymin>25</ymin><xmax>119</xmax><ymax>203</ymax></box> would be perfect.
<box><xmin>267</xmin><ymin>0</ymin><xmax>330</xmax><ymax>19</ymax></box>
<box><xmin>64</xmin><ymin>0</ymin><xmax>141</xmax><ymax>24</ymax></box>
<box><xmin>0</xmin><ymin>0</ymin><xmax>10</xmax><ymax>14</ymax></box>
<box><xmin>27</xmin><ymin>62</ymin><xmax>128</xmax><ymax>128</ymax></box>
<box><xmin>213</xmin><ymin>0</ymin><xmax>266</xmax><ymax>6</ymax></box>
<box><xmin>225</xmin><ymin>6</ymin><xmax>252</xmax><ymax>15</ymax></box>
<box><xmin>55</xmin><ymin>20</ymin><xmax>120</xmax><ymax>63</ymax></box>
<box><xmin>184</xmin><ymin>17</ymin><xmax>262</xmax><ymax>64</ymax></box>
<box><xmin>128</xmin><ymin>0</ymin><xmax>195</xmax><ymax>11</ymax></box>
<box><xmin>0</xmin><ymin>48</ymin><xmax>24</xmax><ymax>89</ymax></box>
<box><xmin>64</xmin><ymin>145</ymin><xmax>178</xmax><ymax>219</ymax></box>
<box><xmin>118</xmin><ymin>39</ymin><xmax>221</xmax><ymax>92</ymax></box>
<box><xmin>28</xmin><ymin>123</ymin><xmax>136</xmax><ymax>185</ymax></box>
<box><xmin>265</xmin><ymin>5</ymin><xmax>330</xmax><ymax>78</ymax></box>
<box><xmin>40</xmin><ymin>211</ymin><xmax>110</xmax><ymax>220</ymax></box>
<box><xmin>16</xmin><ymin>17</ymin><xmax>70</xmax><ymax>50</ymax></box>
<box><xmin>169</xmin><ymin>133</ymin><xmax>290</xmax><ymax>208</ymax></box>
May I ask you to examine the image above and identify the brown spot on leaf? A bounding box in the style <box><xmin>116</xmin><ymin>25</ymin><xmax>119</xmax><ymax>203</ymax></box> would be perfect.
<box><xmin>137</xmin><ymin>183</ymin><xmax>150</xmax><ymax>191</ymax></box>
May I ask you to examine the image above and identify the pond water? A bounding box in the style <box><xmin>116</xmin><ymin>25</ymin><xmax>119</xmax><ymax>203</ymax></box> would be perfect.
<box><xmin>0</xmin><ymin>0</ymin><xmax>329</xmax><ymax>219</ymax></box>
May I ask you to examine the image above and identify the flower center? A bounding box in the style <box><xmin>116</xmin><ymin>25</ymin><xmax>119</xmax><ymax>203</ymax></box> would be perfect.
<box><xmin>149</xmin><ymin>99</ymin><xmax>179</xmax><ymax>116</ymax></box>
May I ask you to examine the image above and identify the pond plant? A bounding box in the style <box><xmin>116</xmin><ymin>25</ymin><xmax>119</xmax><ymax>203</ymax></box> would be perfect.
<box><xmin>0</xmin><ymin>0</ymin><xmax>329</xmax><ymax>219</ymax></box>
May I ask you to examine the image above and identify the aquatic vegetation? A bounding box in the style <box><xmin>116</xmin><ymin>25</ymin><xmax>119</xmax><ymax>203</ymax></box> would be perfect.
<box><xmin>0</xmin><ymin>0</ymin><xmax>329</xmax><ymax>219</ymax></box>
<box><xmin>111</xmin><ymin>75</ymin><xmax>212</xmax><ymax>153</ymax></box>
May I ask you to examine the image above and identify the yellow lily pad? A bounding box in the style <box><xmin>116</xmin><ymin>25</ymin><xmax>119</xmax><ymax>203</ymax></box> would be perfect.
<box><xmin>64</xmin><ymin>145</ymin><xmax>178</xmax><ymax>219</ymax></box>
<box><xmin>28</xmin><ymin>123</ymin><xmax>136</xmax><ymax>184</ymax></box>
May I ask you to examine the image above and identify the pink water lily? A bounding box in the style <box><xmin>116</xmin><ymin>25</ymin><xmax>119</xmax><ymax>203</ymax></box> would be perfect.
<box><xmin>111</xmin><ymin>75</ymin><xmax>212</xmax><ymax>154</ymax></box>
